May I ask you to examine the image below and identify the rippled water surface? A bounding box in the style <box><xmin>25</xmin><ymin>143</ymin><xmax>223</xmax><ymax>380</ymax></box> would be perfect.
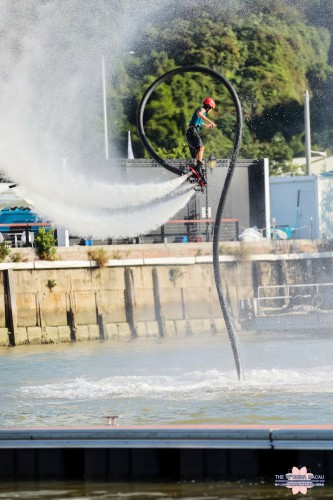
<box><xmin>0</xmin><ymin>481</ymin><xmax>332</xmax><ymax>499</ymax></box>
<box><xmin>0</xmin><ymin>332</ymin><xmax>332</xmax><ymax>427</ymax></box>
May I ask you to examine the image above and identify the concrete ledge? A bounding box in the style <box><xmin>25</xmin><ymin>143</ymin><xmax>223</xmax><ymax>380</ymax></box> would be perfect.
<box><xmin>76</xmin><ymin>325</ymin><xmax>90</xmax><ymax>340</ymax></box>
<box><xmin>175</xmin><ymin>319</ymin><xmax>192</xmax><ymax>336</ymax></box>
<box><xmin>143</xmin><ymin>257</ymin><xmax>196</xmax><ymax>266</ymax></box>
<box><xmin>12</xmin><ymin>319</ymin><xmax>224</xmax><ymax>345</ymax></box>
<box><xmin>105</xmin><ymin>323</ymin><xmax>119</xmax><ymax>339</ymax></box>
<box><xmin>118</xmin><ymin>323</ymin><xmax>131</xmax><ymax>338</ymax></box>
<box><xmin>108</xmin><ymin>259</ymin><xmax>144</xmax><ymax>267</ymax></box>
<box><xmin>34</xmin><ymin>260</ymin><xmax>90</xmax><ymax>269</ymax></box>
<box><xmin>44</xmin><ymin>326</ymin><xmax>58</xmax><ymax>340</ymax></box>
<box><xmin>136</xmin><ymin>322</ymin><xmax>148</xmax><ymax>337</ymax></box>
<box><xmin>214</xmin><ymin>318</ymin><xmax>228</xmax><ymax>333</ymax></box>
<box><xmin>249</xmin><ymin>251</ymin><xmax>333</xmax><ymax>261</ymax></box>
<box><xmin>146</xmin><ymin>321</ymin><xmax>159</xmax><ymax>337</ymax></box>
<box><xmin>57</xmin><ymin>326</ymin><xmax>71</xmax><ymax>342</ymax></box>
<box><xmin>0</xmin><ymin>327</ymin><xmax>9</xmax><ymax>346</ymax></box>
<box><xmin>1</xmin><ymin>251</ymin><xmax>333</xmax><ymax>270</ymax></box>
<box><xmin>27</xmin><ymin>327</ymin><xmax>42</xmax><ymax>343</ymax></box>
<box><xmin>165</xmin><ymin>320</ymin><xmax>176</xmax><ymax>336</ymax></box>
<box><xmin>88</xmin><ymin>324</ymin><xmax>100</xmax><ymax>339</ymax></box>
<box><xmin>0</xmin><ymin>262</ymin><xmax>34</xmax><ymax>270</ymax></box>
<box><xmin>15</xmin><ymin>327</ymin><xmax>28</xmax><ymax>345</ymax></box>
<box><xmin>195</xmin><ymin>256</ymin><xmax>213</xmax><ymax>263</ymax></box>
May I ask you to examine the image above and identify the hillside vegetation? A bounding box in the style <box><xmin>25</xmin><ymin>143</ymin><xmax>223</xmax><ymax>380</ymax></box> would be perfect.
<box><xmin>109</xmin><ymin>0</ymin><xmax>333</xmax><ymax>175</ymax></box>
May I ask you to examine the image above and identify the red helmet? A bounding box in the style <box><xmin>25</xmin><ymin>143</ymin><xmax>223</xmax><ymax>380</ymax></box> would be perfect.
<box><xmin>203</xmin><ymin>97</ymin><xmax>216</xmax><ymax>109</ymax></box>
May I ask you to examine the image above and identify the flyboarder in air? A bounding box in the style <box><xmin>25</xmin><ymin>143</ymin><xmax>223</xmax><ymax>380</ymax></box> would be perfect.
<box><xmin>186</xmin><ymin>97</ymin><xmax>216</xmax><ymax>186</ymax></box>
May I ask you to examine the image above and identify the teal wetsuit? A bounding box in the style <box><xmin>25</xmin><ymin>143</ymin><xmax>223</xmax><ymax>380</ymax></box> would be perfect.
<box><xmin>186</xmin><ymin>107</ymin><xmax>205</xmax><ymax>158</ymax></box>
<box><xmin>189</xmin><ymin>107</ymin><xmax>206</xmax><ymax>131</ymax></box>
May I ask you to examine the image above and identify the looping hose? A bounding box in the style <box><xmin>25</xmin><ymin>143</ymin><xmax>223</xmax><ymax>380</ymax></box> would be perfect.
<box><xmin>137</xmin><ymin>66</ymin><xmax>244</xmax><ymax>380</ymax></box>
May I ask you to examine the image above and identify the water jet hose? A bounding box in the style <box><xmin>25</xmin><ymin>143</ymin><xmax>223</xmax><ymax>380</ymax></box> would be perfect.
<box><xmin>137</xmin><ymin>66</ymin><xmax>244</xmax><ymax>380</ymax></box>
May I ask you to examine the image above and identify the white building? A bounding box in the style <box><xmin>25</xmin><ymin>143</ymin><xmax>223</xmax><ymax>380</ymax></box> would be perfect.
<box><xmin>270</xmin><ymin>173</ymin><xmax>333</xmax><ymax>240</ymax></box>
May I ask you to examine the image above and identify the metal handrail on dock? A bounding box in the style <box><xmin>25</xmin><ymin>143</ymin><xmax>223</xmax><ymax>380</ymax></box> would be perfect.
<box><xmin>255</xmin><ymin>282</ymin><xmax>333</xmax><ymax>316</ymax></box>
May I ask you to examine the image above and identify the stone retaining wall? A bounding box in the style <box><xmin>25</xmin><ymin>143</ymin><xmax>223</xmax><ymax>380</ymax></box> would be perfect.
<box><xmin>0</xmin><ymin>241</ymin><xmax>331</xmax><ymax>346</ymax></box>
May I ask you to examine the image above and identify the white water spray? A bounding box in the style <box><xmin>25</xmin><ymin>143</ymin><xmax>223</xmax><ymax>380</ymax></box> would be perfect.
<box><xmin>30</xmin><ymin>185</ymin><xmax>193</xmax><ymax>239</ymax></box>
<box><xmin>15</xmin><ymin>173</ymin><xmax>189</xmax><ymax>210</ymax></box>
<box><xmin>0</xmin><ymin>0</ymin><xmax>193</xmax><ymax>237</ymax></box>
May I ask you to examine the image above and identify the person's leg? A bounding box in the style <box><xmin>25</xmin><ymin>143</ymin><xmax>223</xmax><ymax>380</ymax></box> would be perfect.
<box><xmin>196</xmin><ymin>145</ymin><xmax>204</xmax><ymax>163</ymax></box>
<box><xmin>196</xmin><ymin>145</ymin><xmax>206</xmax><ymax>183</ymax></box>
<box><xmin>189</xmin><ymin>145</ymin><xmax>196</xmax><ymax>159</ymax></box>
<box><xmin>186</xmin><ymin>128</ymin><xmax>197</xmax><ymax>160</ymax></box>
<box><xmin>186</xmin><ymin>128</ymin><xmax>206</xmax><ymax>183</ymax></box>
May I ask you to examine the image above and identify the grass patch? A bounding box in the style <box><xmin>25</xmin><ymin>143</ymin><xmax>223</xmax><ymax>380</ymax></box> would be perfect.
<box><xmin>88</xmin><ymin>248</ymin><xmax>109</xmax><ymax>267</ymax></box>
<box><xmin>219</xmin><ymin>243</ymin><xmax>251</xmax><ymax>262</ymax></box>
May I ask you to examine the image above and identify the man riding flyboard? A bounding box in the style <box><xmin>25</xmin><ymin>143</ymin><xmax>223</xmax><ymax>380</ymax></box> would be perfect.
<box><xmin>186</xmin><ymin>97</ymin><xmax>216</xmax><ymax>187</ymax></box>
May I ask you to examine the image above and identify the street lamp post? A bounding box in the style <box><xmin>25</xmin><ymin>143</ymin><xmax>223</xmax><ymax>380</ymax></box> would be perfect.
<box><xmin>102</xmin><ymin>56</ymin><xmax>109</xmax><ymax>160</ymax></box>
<box><xmin>102</xmin><ymin>51</ymin><xmax>135</xmax><ymax>162</ymax></box>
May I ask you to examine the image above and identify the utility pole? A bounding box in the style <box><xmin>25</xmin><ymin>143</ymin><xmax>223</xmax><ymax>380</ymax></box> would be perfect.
<box><xmin>304</xmin><ymin>90</ymin><xmax>311</xmax><ymax>175</ymax></box>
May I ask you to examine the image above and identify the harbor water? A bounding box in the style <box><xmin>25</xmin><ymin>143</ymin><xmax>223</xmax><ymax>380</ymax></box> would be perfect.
<box><xmin>0</xmin><ymin>480</ymin><xmax>333</xmax><ymax>499</ymax></box>
<box><xmin>0</xmin><ymin>331</ymin><xmax>332</xmax><ymax>428</ymax></box>
<box><xmin>1</xmin><ymin>328</ymin><xmax>333</xmax><ymax>498</ymax></box>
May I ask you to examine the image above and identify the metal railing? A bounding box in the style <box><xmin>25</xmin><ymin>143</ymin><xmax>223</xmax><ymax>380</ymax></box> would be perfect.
<box><xmin>146</xmin><ymin>218</ymin><xmax>240</xmax><ymax>244</ymax></box>
<box><xmin>254</xmin><ymin>282</ymin><xmax>333</xmax><ymax>316</ymax></box>
<box><xmin>0</xmin><ymin>223</ymin><xmax>51</xmax><ymax>247</ymax></box>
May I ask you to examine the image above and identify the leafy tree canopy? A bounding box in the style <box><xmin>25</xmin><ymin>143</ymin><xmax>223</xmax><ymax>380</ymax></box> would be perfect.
<box><xmin>107</xmin><ymin>0</ymin><xmax>333</xmax><ymax>175</ymax></box>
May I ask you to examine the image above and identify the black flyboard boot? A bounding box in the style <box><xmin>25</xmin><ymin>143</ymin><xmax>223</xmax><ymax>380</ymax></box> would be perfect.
<box><xmin>196</xmin><ymin>161</ymin><xmax>207</xmax><ymax>184</ymax></box>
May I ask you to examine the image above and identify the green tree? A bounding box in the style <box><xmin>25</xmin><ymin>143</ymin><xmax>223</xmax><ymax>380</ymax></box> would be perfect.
<box><xmin>289</xmin><ymin>132</ymin><xmax>306</xmax><ymax>157</ymax></box>
<box><xmin>242</xmin><ymin>132</ymin><xmax>294</xmax><ymax>175</ymax></box>
<box><xmin>35</xmin><ymin>228</ymin><xmax>57</xmax><ymax>260</ymax></box>
<box><xmin>107</xmin><ymin>1</ymin><xmax>333</xmax><ymax>169</ymax></box>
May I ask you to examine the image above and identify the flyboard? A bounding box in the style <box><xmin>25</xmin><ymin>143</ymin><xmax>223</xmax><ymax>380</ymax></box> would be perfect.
<box><xmin>187</xmin><ymin>164</ymin><xmax>206</xmax><ymax>191</ymax></box>
<box><xmin>137</xmin><ymin>66</ymin><xmax>244</xmax><ymax>381</ymax></box>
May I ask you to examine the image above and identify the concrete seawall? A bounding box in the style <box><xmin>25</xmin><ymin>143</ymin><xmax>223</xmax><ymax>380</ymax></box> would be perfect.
<box><xmin>0</xmin><ymin>240</ymin><xmax>331</xmax><ymax>346</ymax></box>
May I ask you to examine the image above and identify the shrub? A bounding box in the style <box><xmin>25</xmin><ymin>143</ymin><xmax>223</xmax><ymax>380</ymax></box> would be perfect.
<box><xmin>10</xmin><ymin>251</ymin><xmax>28</xmax><ymax>263</ymax></box>
<box><xmin>35</xmin><ymin>228</ymin><xmax>57</xmax><ymax>260</ymax></box>
<box><xmin>0</xmin><ymin>241</ymin><xmax>10</xmax><ymax>262</ymax></box>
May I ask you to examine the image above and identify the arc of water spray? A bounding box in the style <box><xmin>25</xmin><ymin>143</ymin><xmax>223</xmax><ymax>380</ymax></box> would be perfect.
<box><xmin>15</xmin><ymin>171</ymin><xmax>189</xmax><ymax>211</ymax></box>
<box><xmin>137</xmin><ymin>66</ymin><xmax>244</xmax><ymax>380</ymax></box>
